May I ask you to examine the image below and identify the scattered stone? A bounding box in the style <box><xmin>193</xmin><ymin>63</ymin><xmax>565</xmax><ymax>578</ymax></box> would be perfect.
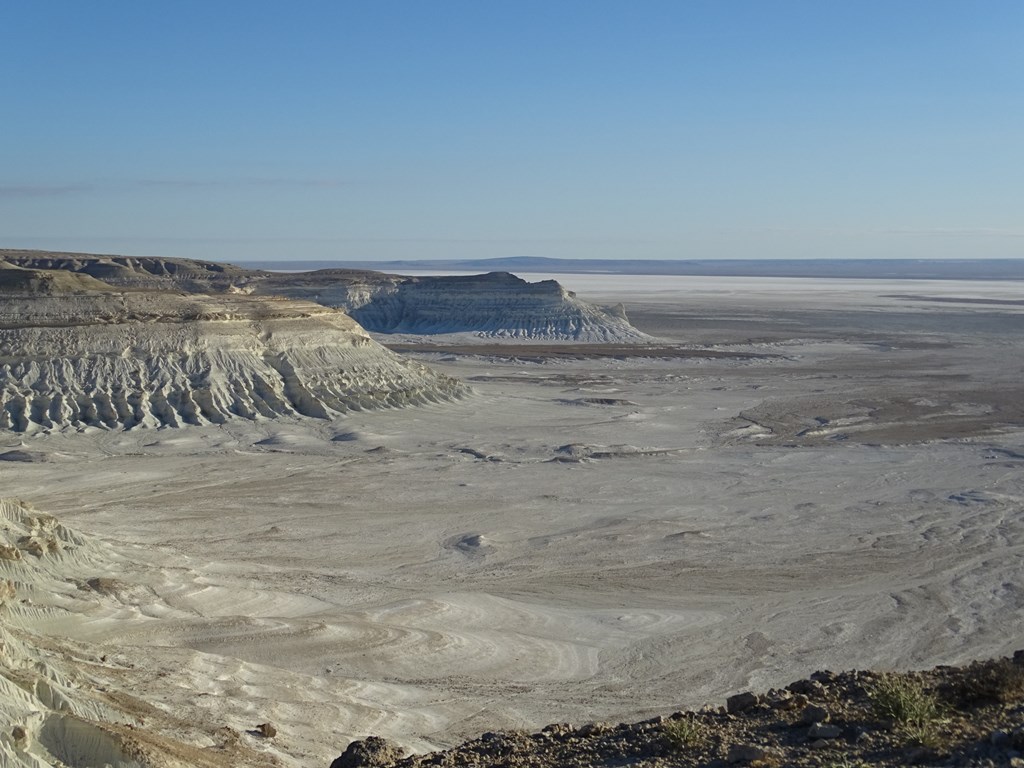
<box><xmin>808</xmin><ymin>722</ymin><xmax>842</xmax><ymax>739</ymax></box>
<box><xmin>256</xmin><ymin>722</ymin><xmax>276</xmax><ymax>738</ymax></box>
<box><xmin>799</xmin><ymin>704</ymin><xmax>830</xmax><ymax>725</ymax></box>
<box><xmin>11</xmin><ymin>725</ymin><xmax>28</xmax><ymax>746</ymax></box>
<box><xmin>331</xmin><ymin>736</ymin><xmax>405</xmax><ymax>768</ymax></box>
<box><xmin>811</xmin><ymin>670</ymin><xmax>836</xmax><ymax>684</ymax></box>
<box><xmin>577</xmin><ymin>722</ymin><xmax>610</xmax><ymax>737</ymax></box>
<box><xmin>787</xmin><ymin>679</ymin><xmax>826</xmax><ymax>697</ymax></box>
<box><xmin>764</xmin><ymin>690</ymin><xmax>795</xmax><ymax>710</ymax></box>
<box><xmin>727</xmin><ymin>743</ymin><xmax>771</xmax><ymax>763</ymax></box>
<box><xmin>726</xmin><ymin>691</ymin><xmax>759</xmax><ymax>714</ymax></box>
<box><xmin>540</xmin><ymin>723</ymin><xmax>573</xmax><ymax>739</ymax></box>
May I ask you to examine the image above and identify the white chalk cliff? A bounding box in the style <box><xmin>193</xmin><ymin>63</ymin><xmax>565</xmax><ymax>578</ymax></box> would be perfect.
<box><xmin>263</xmin><ymin>271</ymin><xmax>645</xmax><ymax>341</ymax></box>
<box><xmin>0</xmin><ymin>264</ymin><xmax>465</xmax><ymax>432</ymax></box>
<box><xmin>1</xmin><ymin>252</ymin><xmax>649</xmax><ymax>342</ymax></box>
<box><xmin>340</xmin><ymin>272</ymin><xmax>644</xmax><ymax>341</ymax></box>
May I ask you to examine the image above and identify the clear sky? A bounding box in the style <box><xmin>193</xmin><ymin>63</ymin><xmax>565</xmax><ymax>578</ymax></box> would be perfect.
<box><xmin>2</xmin><ymin>1</ymin><xmax>1022</xmax><ymax>262</ymax></box>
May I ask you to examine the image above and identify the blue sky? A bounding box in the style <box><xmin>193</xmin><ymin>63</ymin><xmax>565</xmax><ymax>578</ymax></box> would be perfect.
<box><xmin>2</xmin><ymin>1</ymin><xmax>1022</xmax><ymax>261</ymax></box>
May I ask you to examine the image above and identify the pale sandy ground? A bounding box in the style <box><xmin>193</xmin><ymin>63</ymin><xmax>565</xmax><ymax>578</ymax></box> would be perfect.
<box><xmin>2</xmin><ymin>276</ymin><xmax>1023</xmax><ymax>766</ymax></box>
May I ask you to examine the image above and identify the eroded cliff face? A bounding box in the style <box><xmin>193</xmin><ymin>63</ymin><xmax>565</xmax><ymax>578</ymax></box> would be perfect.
<box><xmin>0</xmin><ymin>266</ymin><xmax>465</xmax><ymax>432</ymax></box>
<box><xmin>1</xmin><ymin>252</ymin><xmax>649</xmax><ymax>342</ymax></box>
<box><xmin>340</xmin><ymin>273</ymin><xmax>646</xmax><ymax>341</ymax></box>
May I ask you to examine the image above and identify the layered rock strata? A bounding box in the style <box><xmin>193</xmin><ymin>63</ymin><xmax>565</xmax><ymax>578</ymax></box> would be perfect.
<box><xmin>0</xmin><ymin>264</ymin><xmax>465</xmax><ymax>432</ymax></box>
<box><xmin>1</xmin><ymin>251</ymin><xmax>648</xmax><ymax>342</ymax></box>
<box><xmin>341</xmin><ymin>272</ymin><xmax>644</xmax><ymax>341</ymax></box>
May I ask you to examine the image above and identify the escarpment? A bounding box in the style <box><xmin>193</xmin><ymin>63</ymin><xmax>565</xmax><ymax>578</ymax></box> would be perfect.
<box><xmin>0</xmin><ymin>266</ymin><xmax>465</xmax><ymax>432</ymax></box>
<box><xmin>339</xmin><ymin>272</ymin><xmax>647</xmax><ymax>341</ymax></box>
<box><xmin>2</xmin><ymin>250</ymin><xmax>649</xmax><ymax>342</ymax></box>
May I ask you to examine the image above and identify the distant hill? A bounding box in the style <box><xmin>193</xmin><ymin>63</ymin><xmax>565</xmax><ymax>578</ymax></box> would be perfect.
<box><xmin>238</xmin><ymin>257</ymin><xmax>1024</xmax><ymax>281</ymax></box>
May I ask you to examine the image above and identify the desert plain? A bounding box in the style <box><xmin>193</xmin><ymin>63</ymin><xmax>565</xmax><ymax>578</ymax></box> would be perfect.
<box><xmin>2</xmin><ymin>274</ymin><xmax>1023</xmax><ymax>767</ymax></box>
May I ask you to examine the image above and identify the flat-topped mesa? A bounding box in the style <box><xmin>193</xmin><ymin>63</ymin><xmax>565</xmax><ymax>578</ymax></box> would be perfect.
<box><xmin>250</xmin><ymin>270</ymin><xmax>647</xmax><ymax>341</ymax></box>
<box><xmin>0</xmin><ymin>270</ymin><xmax>465</xmax><ymax>432</ymax></box>
<box><xmin>338</xmin><ymin>272</ymin><xmax>647</xmax><ymax>341</ymax></box>
<box><xmin>1</xmin><ymin>251</ymin><xmax>649</xmax><ymax>342</ymax></box>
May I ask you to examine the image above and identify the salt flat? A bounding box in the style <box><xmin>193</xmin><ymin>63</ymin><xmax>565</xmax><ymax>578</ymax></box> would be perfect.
<box><xmin>2</xmin><ymin>276</ymin><xmax>1022</xmax><ymax>767</ymax></box>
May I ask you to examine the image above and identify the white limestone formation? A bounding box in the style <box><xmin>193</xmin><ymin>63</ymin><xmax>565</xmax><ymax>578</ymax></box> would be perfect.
<box><xmin>339</xmin><ymin>272</ymin><xmax>646</xmax><ymax>341</ymax></box>
<box><xmin>1</xmin><ymin>252</ymin><xmax>650</xmax><ymax>342</ymax></box>
<box><xmin>0</xmin><ymin>264</ymin><xmax>465</xmax><ymax>432</ymax></box>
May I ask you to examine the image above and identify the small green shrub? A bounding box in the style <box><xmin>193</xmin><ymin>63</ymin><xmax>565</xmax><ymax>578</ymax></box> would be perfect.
<box><xmin>868</xmin><ymin>674</ymin><xmax>943</xmax><ymax>747</ymax></box>
<box><xmin>868</xmin><ymin>674</ymin><xmax>940</xmax><ymax>726</ymax></box>
<box><xmin>662</xmin><ymin>717</ymin><xmax>706</xmax><ymax>750</ymax></box>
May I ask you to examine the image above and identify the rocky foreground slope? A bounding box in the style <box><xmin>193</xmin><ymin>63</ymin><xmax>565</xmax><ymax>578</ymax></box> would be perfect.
<box><xmin>0</xmin><ymin>263</ymin><xmax>464</xmax><ymax>432</ymax></box>
<box><xmin>333</xmin><ymin>656</ymin><xmax>1024</xmax><ymax>768</ymax></box>
<box><xmin>0</xmin><ymin>250</ymin><xmax>647</xmax><ymax>341</ymax></box>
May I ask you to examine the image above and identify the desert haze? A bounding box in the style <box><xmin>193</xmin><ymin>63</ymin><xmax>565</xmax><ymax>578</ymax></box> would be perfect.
<box><xmin>1</xmin><ymin>264</ymin><xmax>1023</xmax><ymax>766</ymax></box>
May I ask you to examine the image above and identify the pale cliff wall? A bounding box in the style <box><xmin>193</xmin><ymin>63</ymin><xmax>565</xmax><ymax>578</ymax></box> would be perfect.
<box><xmin>0</xmin><ymin>280</ymin><xmax>465</xmax><ymax>432</ymax></box>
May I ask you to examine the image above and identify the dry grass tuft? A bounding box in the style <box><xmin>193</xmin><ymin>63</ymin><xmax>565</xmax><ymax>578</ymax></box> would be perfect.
<box><xmin>662</xmin><ymin>717</ymin><xmax>708</xmax><ymax>750</ymax></box>
<box><xmin>869</xmin><ymin>674</ymin><xmax>940</xmax><ymax>726</ymax></box>
<box><xmin>868</xmin><ymin>674</ymin><xmax>944</xmax><ymax>747</ymax></box>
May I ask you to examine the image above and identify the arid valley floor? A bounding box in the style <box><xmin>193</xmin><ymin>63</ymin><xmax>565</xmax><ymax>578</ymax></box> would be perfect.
<box><xmin>2</xmin><ymin>275</ymin><xmax>1023</xmax><ymax>766</ymax></box>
